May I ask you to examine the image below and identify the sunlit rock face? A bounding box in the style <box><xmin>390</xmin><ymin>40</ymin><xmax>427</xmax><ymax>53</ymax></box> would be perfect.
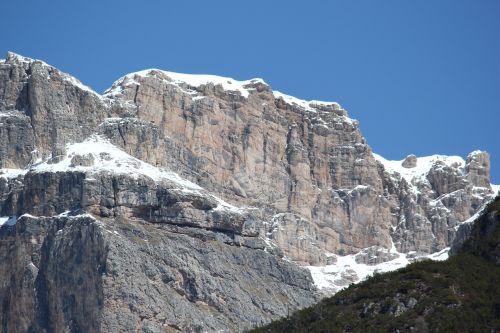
<box><xmin>102</xmin><ymin>66</ymin><xmax>495</xmax><ymax>263</ymax></box>
<box><xmin>0</xmin><ymin>52</ymin><xmax>496</xmax><ymax>331</ymax></box>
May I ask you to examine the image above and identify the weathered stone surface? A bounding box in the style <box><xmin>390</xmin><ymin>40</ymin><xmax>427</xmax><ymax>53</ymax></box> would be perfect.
<box><xmin>465</xmin><ymin>151</ymin><xmax>491</xmax><ymax>189</ymax></box>
<box><xmin>0</xmin><ymin>111</ymin><xmax>35</xmax><ymax>168</ymax></box>
<box><xmin>0</xmin><ymin>214</ymin><xmax>317</xmax><ymax>332</ymax></box>
<box><xmin>0</xmin><ymin>52</ymin><xmax>108</xmax><ymax>162</ymax></box>
<box><xmin>355</xmin><ymin>246</ymin><xmax>400</xmax><ymax>265</ymax></box>
<box><xmin>360</xmin><ymin>296</ymin><xmax>418</xmax><ymax>318</ymax></box>
<box><xmin>450</xmin><ymin>221</ymin><xmax>475</xmax><ymax>255</ymax></box>
<box><xmin>102</xmin><ymin>70</ymin><xmax>394</xmax><ymax>261</ymax></box>
<box><xmin>102</xmin><ymin>69</ymin><xmax>496</xmax><ymax>262</ymax></box>
<box><xmin>70</xmin><ymin>153</ymin><xmax>95</xmax><ymax>167</ymax></box>
<box><xmin>0</xmin><ymin>52</ymin><xmax>497</xmax><ymax>331</ymax></box>
<box><xmin>401</xmin><ymin>154</ymin><xmax>417</xmax><ymax>168</ymax></box>
<box><xmin>101</xmin><ymin>218</ymin><xmax>316</xmax><ymax>332</ymax></box>
<box><xmin>450</xmin><ymin>195</ymin><xmax>500</xmax><ymax>258</ymax></box>
<box><xmin>0</xmin><ymin>215</ymin><xmax>106</xmax><ymax>333</ymax></box>
<box><xmin>0</xmin><ymin>168</ymin><xmax>262</xmax><ymax>237</ymax></box>
<box><xmin>0</xmin><ymin>53</ymin><xmax>495</xmax><ymax>263</ymax></box>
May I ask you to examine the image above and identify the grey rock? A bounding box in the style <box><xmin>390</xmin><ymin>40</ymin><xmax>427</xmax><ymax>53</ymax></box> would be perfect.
<box><xmin>355</xmin><ymin>246</ymin><xmax>400</xmax><ymax>265</ymax></box>
<box><xmin>101</xmin><ymin>65</ymin><xmax>495</xmax><ymax>260</ymax></box>
<box><xmin>333</xmin><ymin>269</ymin><xmax>358</xmax><ymax>286</ymax></box>
<box><xmin>360</xmin><ymin>295</ymin><xmax>417</xmax><ymax>318</ymax></box>
<box><xmin>0</xmin><ymin>111</ymin><xmax>35</xmax><ymax>168</ymax></box>
<box><xmin>0</xmin><ymin>52</ymin><xmax>108</xmax><ymax>164</ymax></box>
<box><xmin>449</xmin><ymin>221</ymin><xmax>474</xmax><ymax>255</ymax></box>
<box><xmin>466</xmin><ymin>151</ymin><xmax>491</xmax><ymax>188</ymax></box>
<box><xmin>0</xmin><ymin>214</ymin><xmax>106</xmax><ymax>333</ymax></box>
<box><xmin>0</xmin><ymin>52</ymin><xmax>497</xmax><ymax>331</ymax></box>
<box><xmin>70</xmin><ymin>153</ymin><xmax>95</xmax><ymax>167</ymax></box>
<box><xmin>0</xmin><ymin>52</ymin><xmax>495</xmax><ymax>261</ymax></box>
<box><xmin>3</xmin><ymin>169</ymin><xmax>259</xmax><ymax>237</ymax></box>
<box><xmin>402</xmin><ymin>154</ymin><xmax>417</xmax><ymax>168</ymax></box>
<box><xmin>0</xmin><ymin>214</ymin><xmax>317</xmax><ymax>332</ymax></box>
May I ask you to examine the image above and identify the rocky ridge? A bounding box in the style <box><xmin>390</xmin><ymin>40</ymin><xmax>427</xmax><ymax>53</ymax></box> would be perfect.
<box><xmin>100</xmin><ymin>65</ymin><xmax>496</xmax><ymax>264</ymax></box>
<box><xmin>0</xmin><ymin>52</ymin><xmax>497</xmax><ymax>330</ymax></box>
<box><xmin>250</xmin><ymin>195</ymin><xmax>500</xmax><ymax>333</ymax></box>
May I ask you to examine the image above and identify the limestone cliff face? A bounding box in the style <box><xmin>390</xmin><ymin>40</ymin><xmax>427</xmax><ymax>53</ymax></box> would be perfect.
<box><xmin>101</xmin><ymin>68</ymin><xmax>495</xmax><ymax>264</ymax></box>
<box><xmin>0</xmin><ymin>54</ymin><xmax>318</xmax><ymax>332</ymax></box>
<box><xmin>101</xmin><ymin>70</ymin><xmax>391</xmax><ymax>265</ymax></box>
<box><xmin>0</xmin><ymin>53</ymin><xmax>108</xmax><ymax>165</ymax></box>
<box><xmin>0</xmin><ymin>213</ymin><xmax>316</xmax><ymax>332</ymax></box>
<box><xmin>0</xmin><ymin>52</ymin><xmax>496</xmax><ymax>331</ymax></box>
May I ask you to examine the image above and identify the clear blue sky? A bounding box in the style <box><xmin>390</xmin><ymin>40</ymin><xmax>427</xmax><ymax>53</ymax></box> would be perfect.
<box><xmin>2</xmin><ymin>0</ymin><xmax>499</xmax><ymax>182</ymax></box>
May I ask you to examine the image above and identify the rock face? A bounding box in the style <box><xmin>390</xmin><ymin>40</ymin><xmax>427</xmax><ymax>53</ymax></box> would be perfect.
<box><xmin>401</xmin><ymin>154</ymin><xmax>417</xmax><ymax>168</ymax></box>
<box><xmin>0</xmin><ymin>214</ymin><xmax>316</xmax><ymax>332</ymax></box>
<box><xmin>100</xmin><ymin>68</ymin><xmax>496</xmax><ymax>263</ymax></box>
<box><xmin>374</xmin><ymin>153</ymin><xmax>495</xmax><ymax>256</ymax></box>
<box><xmin>0</xmin><ymin>52</ymin><xmax>497</xmax><ymax>331</ymax></box>
<box><xmin>466</xmin><ymin>151</ymin><xmax>491</xmax><ymax>188</ymax></box>
<box><xmin>450</xmin><ymin>194</ymin><xmax>500</xmax><ymax>259</ymax></box>
<box><xmin>0</xmin><ymin>215</ymin><xmax>106</xmax><ymax>333</ymax></box>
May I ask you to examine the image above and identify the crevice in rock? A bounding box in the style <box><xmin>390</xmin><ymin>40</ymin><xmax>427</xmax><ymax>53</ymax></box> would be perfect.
<box><xmin>285</xmin><ymin>125</ymin><xmax>296</xmax><ymax>212</ymax></box>
<box><xmin>117</xmin><ymin>123</ymin><xmax>126</xmax><ymax>147</ymax></box>
<box><xmin>306</xmin><ymin>120</ymin><xmax>317</xmax><ymax>181</ymax></box>
<box><xmin>263</xmin><ymin>133</ymin><xmax>268</xmax><ymax>173</ymax></box>
<box><xmin>133</xmin><ymin>85</ymin><xmax>139</xmax><ymax>105</ymax></box>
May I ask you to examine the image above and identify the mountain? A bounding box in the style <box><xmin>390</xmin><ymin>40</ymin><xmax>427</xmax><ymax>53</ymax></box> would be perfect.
<box><xmin>251</xmin><ymin>195</ymin><xmax>500</xmax><ymax>332</ymax></box>
<box><xmin>0</xmin><ymin>52</ymin><xmax>497</xmax><ymax>332</ymax></box>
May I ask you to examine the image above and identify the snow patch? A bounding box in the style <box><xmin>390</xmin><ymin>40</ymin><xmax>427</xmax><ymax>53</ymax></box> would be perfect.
<box><xmin>374</xmin><ymin>152</ymin><xmax>498</xmax><ymax>197</ymax></box>
<box><xmin>6</xmin><ymin>52</ymin><xmax>42</xmax><ymax>65</ymax></box>
<box><xmin>105</xmin><ymin>69</ymin><xmax>266</xmax><ymax>98</ymax></box>
<box><xmin>19</xmin><ymin>213</ymin><xmax>38</xmax><ymax>220</ymax></box>
<box><xmin>62</xmin><ymin>74</ymin><xmax>99</xmax><ymax>96</ymax></box>
<box><xmin>0</xmin><ymin>168</ymin><xmax>28</xmax><ymax>179</ymax></box>
<box><xmin>213</xmin><ymin>199</ymin><xmax>248</xmax><ymax>214</ymax></box>
<box><xmin>31</xmin><ymin>135</ymin><xmax>202</xmax><ymax>192</ymax></box>
<box><xmin>273</xmin><ymin>91</ymin><xmax>340</xmax><ymax>112</ymax></box>
<box><xmin>373</xmin><ymin>153</ymin><xmax>465</xmax><ymax>186</ymax></box>
<box><xmin>373</xmin><ymin>153</ymin><xmax>465</xmax><ymax>196</ymax></box>
<box><xmin>0</xmin><ymin>110</ymin><xmax>29</xmax><ymax>119</ymax></box>
<box><xmin>28</xmin><ymin>135</ymin><xmax>245</xmax><ymax>215</ymax></box>
<box><xmin>0</xmin><ymin>216</ymin><xmax>17</xmax><ymax>227</ymax></box>
<box><xmin>57</xmin><ymin>211</ymin><xmax>71</xmax><ymax>217</ymax></box>
<box><xmin>307</xmin><ymin>245</ymin><xmax>449</xmax><ymax>293</ymax></box>
<box><xmin>468</xmin><ymin>150</ymin><xmax>485</xmax><ymax>157</ymax></box>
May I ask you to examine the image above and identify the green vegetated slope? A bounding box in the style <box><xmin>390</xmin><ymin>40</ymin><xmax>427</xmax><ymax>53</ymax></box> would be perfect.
<box><xmin>252</xmin><ymin>196</ymin><xmax>500</xmax><ymax>333</ymax></box>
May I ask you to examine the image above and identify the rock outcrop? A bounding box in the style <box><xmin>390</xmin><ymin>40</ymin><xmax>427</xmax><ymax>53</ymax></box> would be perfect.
<box><xmin>250</xmin><ymin>197</ymin><xmax>500</xmax><ymax>333</ymax></box>
<box><xmin>0</xmin><ymin>52</ymin><xmax>497</xmax><ymax>331</ymax></box>
<box><xmin>401</xmin><ymin>154</ymin><xmax>417</xmax><ymax>168</ymax></box>
<box><xmin>0</xmin><ymin>213</ymin><xmax>316</xmax><ymax>332</ymax></box>
<box><xmin>100</xmin><ymin>67</ymin><xmax>496</xmax><ymax>265</ymax></box>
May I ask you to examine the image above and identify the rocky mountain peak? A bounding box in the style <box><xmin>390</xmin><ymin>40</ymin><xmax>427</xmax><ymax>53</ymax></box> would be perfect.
<box><xmin>466</xmin><ymin>150</ymin><xmax>491</xmax><ymax>188</ymax></box>
<box><xmin>6</xmin><ymin>51</ymin><xmax>32</xmax><ymax>63</ymax></box>
<box><xmin>0</xmin><ymin>52</ymin><xmax>497</xmax><ymax>331</ymax></box>
<box><xmin>105</xmin><ymin>68</ymin><xmax>269</xmax><ymax>99</ymax></box>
